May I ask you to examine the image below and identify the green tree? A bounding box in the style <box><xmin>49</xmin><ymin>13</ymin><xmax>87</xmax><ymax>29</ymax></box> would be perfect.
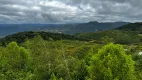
<box><xmin>88</xmin><ymin>43</ymin><xmax>136</xmax><ymax>80</ymax></box>
<box><xmin>0</xmin><ymin>42</ymin><xmax>30</xmax><ymax>80</ymax></box>
<box><xmin>5</xmin><ymin>42</ymin><xmax>29</xmax><ymax>69</ymax></box>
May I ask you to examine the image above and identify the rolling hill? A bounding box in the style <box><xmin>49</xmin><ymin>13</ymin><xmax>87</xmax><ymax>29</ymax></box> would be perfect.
<box><xmin>115</xmin><ymin>22</ymin><xmax>142</xmax><ymax>32</ymax></box>
<box><xmin>0</xmin><ymin>31</ymin><xmax>86</xmax><ymax>46</ymax></box>
<box><xmin>76</xmin><ymin>22</ymin><xmax>142</xmax><ymax>44</ymax></box>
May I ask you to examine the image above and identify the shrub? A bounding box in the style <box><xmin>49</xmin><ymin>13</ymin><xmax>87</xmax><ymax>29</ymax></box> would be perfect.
<box><xmin>88</xmin><ymin>43</ymin><xmax>136</xmax><ymax>80</ymax></box>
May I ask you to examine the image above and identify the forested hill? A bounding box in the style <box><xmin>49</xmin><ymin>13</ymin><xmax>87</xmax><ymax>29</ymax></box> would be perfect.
<box><xmin>76</xmin><ymin>22</ymin><xmax>142</xmax><ymax>44</ymax></box>
<box><xmin>0</xmin><ymin>31</ymin><xmax>85</xmax><ymax>46</ymax></box>
<box><xmin>115</xmin><ymin>22</ymin><xmax>142</xmax><ymax>32</ymax></box>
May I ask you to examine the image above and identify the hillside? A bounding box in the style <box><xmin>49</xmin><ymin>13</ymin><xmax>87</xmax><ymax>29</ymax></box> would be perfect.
<box><xmin>76</xmin><ymin>22</ymin><xmax>142</xmax><ymax>44</ymax></box>
<box><xmin>115</xmin><ymin>22</ymin><xmax>142</xmax><ymax>32</ymax></box>
<box><xmin>0</xmin><ymin>30</ymin><xmax>142</xmax><ymax>80</ymax></box>
<box><xmin>0</xmin><ymin>31</ymin><xmax>85</xmax><ymax>46</ymax></box>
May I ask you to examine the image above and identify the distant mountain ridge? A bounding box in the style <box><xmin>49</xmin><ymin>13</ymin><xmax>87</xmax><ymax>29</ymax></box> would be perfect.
<box><xmin>0</xmin><ymin>21</ymin><xmax>129</xmax><ymax>37</ymax></box>
<box><xmin>41</xmin><ymin>21</ymin><xmax>129</xmax><ymax>34</ymax></box>
<box><xmin>0</xmin><ymin>24</ymin><xmax>59</xmax><ymax>37</ymax></box>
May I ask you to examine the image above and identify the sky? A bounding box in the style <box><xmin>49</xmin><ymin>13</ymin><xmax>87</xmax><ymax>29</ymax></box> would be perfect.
<box><xmin>0</xmin><ymin>0</ymin><xmax>142</xmax><ymax>24</ymax></box>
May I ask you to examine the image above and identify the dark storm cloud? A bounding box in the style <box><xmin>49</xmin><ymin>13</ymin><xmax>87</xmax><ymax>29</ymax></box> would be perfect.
<box><xmin>0</xmin><ymin>0</ymin><xmax>142</xmax><ymax>24</ymax></box>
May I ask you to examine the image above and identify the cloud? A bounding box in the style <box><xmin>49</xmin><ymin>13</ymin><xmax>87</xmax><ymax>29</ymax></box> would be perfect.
<box><xmin>0</xmin><ymin>0</ymin><xmax>142</xmax><ymax>24</ymax></box>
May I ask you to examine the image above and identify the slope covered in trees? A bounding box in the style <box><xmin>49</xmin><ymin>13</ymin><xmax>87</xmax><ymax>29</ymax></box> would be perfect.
<box><xmin>76</xmin><ymin>30</ymin><xmax>142</xmax><ymax>44</ymax></box>
<box><xmin>116</xmin><ymin>22</ymin><xmax>142</xmax><ymax>32</ymax></box>
<box><xmin>76</xmin><ymin>22</ymin><xmax>142</xmax><ymax>44</ymax></box>
<box><xmin>0</xmin><ymin>31</ymin><xmax>86</xmax><ymax>46</ymax></box>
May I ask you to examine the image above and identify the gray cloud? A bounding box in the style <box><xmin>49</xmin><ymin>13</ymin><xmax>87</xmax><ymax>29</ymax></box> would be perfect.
<box><xmin>0</xmin><ymin>0</ymin><xmax>142</xmax><ymax>24</ymax></box>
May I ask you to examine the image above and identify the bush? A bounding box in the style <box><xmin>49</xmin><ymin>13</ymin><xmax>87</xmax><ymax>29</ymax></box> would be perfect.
<box><xmin>88</xmin><ymin>43</ymin><xmax>136</xmax><ymax>80</ymax></box>
<box><xmin>0</xmin><ymin>42</ymin><xmax>30</xmax><ymax>80</ymax></box>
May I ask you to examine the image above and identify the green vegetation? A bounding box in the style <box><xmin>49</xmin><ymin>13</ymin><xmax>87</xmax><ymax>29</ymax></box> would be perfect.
<box><xmin>74</xmin><ymin>22</ymin><xmax>142</xmax><ymax>45</ymax></box>
<box><xmin>0</xmin><ymin>34</ymin><xmax>142</xmax><ymax>80</ymax></box>
<box><xmin>116</xmin><ymin>22</ymin><xmax>142</xmax><ymax>32</ymax></box>
<box><xmin>0</xmin><ymin>35</ymin><xmax>91</xmax><ymax>80</ymax></box>
<box><xmin>0</xmin><ymin>31</ymin><xmax>86</xmax><ymax>46</ymax></box>
<box><xmin>76</xmin><ymin>30</ymin><xmax>142</xmax><ymax>44</ymax></box>
<box><xmin>88</xmin><ymin>43</ymin><xmax>135</xmax><ymax>80</ymax></box>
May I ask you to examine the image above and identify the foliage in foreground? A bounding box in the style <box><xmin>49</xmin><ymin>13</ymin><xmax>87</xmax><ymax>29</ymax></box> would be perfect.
<box><xmin>0</xmin><ymin>36</ymin><xmax>141</xmax><ymax>80</ymax></box>
<box><xmin>88</xmin><ymin>43</ymin><xmax>136</xmax><ymax>80</ymax></box>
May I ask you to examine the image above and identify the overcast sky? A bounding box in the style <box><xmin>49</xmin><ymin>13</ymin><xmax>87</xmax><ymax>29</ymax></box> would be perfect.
<box><xmin>0</xmin><ymin>0</ymin><xmax>142</xmax><ymax>24</ymax></box>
